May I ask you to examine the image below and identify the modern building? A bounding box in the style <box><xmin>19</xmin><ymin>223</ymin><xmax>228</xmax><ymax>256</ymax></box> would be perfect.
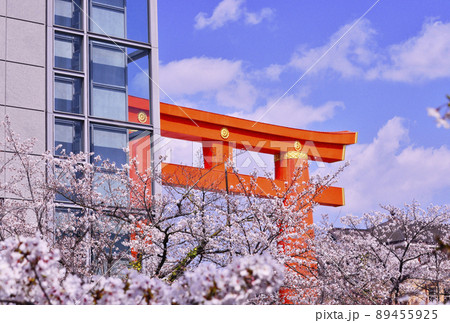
<box><xmin>1</xmin><ymin>0</ymin><xmax>160</xmax><ymax>195</ymax></box>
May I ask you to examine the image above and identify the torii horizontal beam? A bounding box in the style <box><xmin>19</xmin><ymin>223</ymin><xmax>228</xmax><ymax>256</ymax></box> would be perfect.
<box><xmin>161</xmin><ymin>162</ymin><xmax>345</xmax><ymax>207</ymax></box>
<box><xmin>159</xmin><ymin>102</ymin><xmax>357</xmax><ymax>163</ymax></box>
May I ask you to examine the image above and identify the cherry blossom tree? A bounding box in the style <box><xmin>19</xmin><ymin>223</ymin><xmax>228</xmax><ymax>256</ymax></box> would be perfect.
<box><xmin>0</xmin><ymin>236</ymin><xmax>284</xmax><ymax>305</ymax></box>
<box><xmin>0</xmin><ymin>116</ymin><xmax>339</xmax><ymax>304</ymax></box>
<box><xmin>4</xmin><ymin>116</ymin><xmax>447</xmax><ymax>305</ymax></box>
<box><xmin>314</xmin><ymin>203</ymin><xmax>450</xmax><ymax>304</ymax></box>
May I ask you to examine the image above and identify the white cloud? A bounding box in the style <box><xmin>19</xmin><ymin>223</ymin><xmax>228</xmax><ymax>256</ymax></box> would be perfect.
<box><xmin>258</xmin><ymin>64</ymin><xmax>284</xmax><ymax>81</ymax></box>
<box><xmin>233</xmin><ymin>94</ymin><xmax>344</xmax><ymax>128</ymax></box>
<box><xmin>367</xmin><ymin>20</ymin><xmax>450</xmax><ymax>82</ymax></box>
<box><xmin>319</xmin><ymin>117</ymin><xmax>450</xmax><ymax>217</ymax></box>
<box><xmin>244</xmin><ymin>7</ymin><xmax>274</xmax><ymax>25</ymax></box>
<box><xmin>216</xmin><ymin>79</ymin><xmax>258</xmax><ymax>111</ymax></box>
<box><xmin>195</xmin><ymin>0</ymin><xmax>243</xmax><ymax>30</ymax></box>
<box><xmin>194</xmin><ymin>0</ymin><xmax>273</xmax><ymax>30</ymax></box>
<box><xmin>159</xmin><ymin>57</ymin><xmax>242</xmax><ymax>95</ymax></box>
<box><xmin>159</xmin><ymin>56</ymin><xmax>260</xmax><ymax>112</ymax></box>
<box><xmin>158</xmin><ymin>54</ymin><xmax>343</xmax><ymax>122</ymax></box>
<box><xmin>289</xmin><ymin>18</ymin><xmax>450</xmax><ymax>82</ymax></box>
<box><xmin>289</xmin><ymin>19</ymin><xmax>378</xmax><ymax>78</ymax></box>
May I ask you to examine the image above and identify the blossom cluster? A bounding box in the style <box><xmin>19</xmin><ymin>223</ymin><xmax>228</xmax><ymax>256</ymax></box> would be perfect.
<box><xmin>0</xmin><ymin>236</ymin><xmax>284</xmax><ymax>305</ymax></box>
<box><xmin>315</xmin><ymin>203</ymin><xmax>450</xmax><ymax>304</ymax></box>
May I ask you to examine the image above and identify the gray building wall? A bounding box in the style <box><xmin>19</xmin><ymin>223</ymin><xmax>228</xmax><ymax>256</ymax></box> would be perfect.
<box><xmin>0</xmin><ymin>0</ymin><xmax>47</xmax><ymax>150</ymax></box>
<box><xmin>1</xmin><ymin>0</ymin><xmax>48</xmax><ymax>199</ymax></box>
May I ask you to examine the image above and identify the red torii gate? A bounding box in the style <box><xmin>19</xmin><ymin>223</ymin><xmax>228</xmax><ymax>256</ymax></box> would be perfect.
<box><xmin>129</xmin><ymin>96</ymin><xmax>357</xmax><ymax>300</ymax></box>
<box><xmin>129</xmin><ymin>96</ymin><xmax>356</xmax><ymax>214</ymax></box>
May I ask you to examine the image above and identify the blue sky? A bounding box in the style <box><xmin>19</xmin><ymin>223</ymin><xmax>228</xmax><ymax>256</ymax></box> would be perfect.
<box><xmin>155</xmin><ymin>0</ymin><xmax>450</xmax><ymax>222</ymax></box>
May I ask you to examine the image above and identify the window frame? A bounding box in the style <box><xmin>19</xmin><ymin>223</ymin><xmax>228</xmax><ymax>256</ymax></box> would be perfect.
<box><xmin>54</xmin><ymin>117</ymin><xmax>84</xmax><ymax>156</ymax></box>
<box><xmin>54</xmin><ymin>32</ymin><xmax>83</xmax><ymax>72</ymax></box>
<box><xmin>54</xmin><ymin>0</ymin><xmax>83</xmax><ymax>30</ymax></box>
<box><xmin>90</xmin><ymin>123</ymin><xmax>128</xmax><ymax>167</ymax></box>
<box><xmin>89</xmin><ymin>40</ymin><xmax>128</xmax><ymax>121</ymax></box>
<box><xmin>54</xmin><ymin>75</ymin><xmax>83</xmax><ymax>115</ymax></box>
<box><xmin>89</xmin><ymin>0</ymin><xmax>127</xmax><ymax>39</ymax></box>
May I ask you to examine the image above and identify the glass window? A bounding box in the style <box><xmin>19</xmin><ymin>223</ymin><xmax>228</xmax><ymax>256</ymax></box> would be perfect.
<box><xmin>90</xmin><ymin>0</ymin><xmax>125</xmax><ymax>38</ymax></box>
<box><xmin>91</xmin><ymin>124</ymin><xmax>151</xmax><ymax>170</ymax></box>
<box><xmin>92</xmin><ymin>216</ymin><xmax>129</xmax><ymax>253</ymax></box>
<box><xmin>91</xmin><ymin>124</ymin><xmax>127</xmax><ymax>166</ymax></box>
<box><xmin>55</xmin><ymin>32</ymin><xmax>82</xmax><ymax>71</ymax></box>
<box><xmin>92</xmin><ymin>44</ymin><xmax>126</xmax><ymax>87</ymax></box>
<box><xmin>127</xmin><ymin>48</ymin><xmax>150</xmax><ymax>100</ymax></box>
<box><xmin>90</xmin><ymin>42</ymin><xmax>127</xmax><ymax>121</ymax></box>
<box><xmin>55</xmin><ymin>118</ymin><xmax>83</xmax><ymax>155</ymax></box>
<box><xmin>128</xmin><ymin>129</ymin><xmax>152</xmax><ymax>175</ymax></box>
<box><xmin>90</xmin><ymin>41</ymin><xmax>151</xmax><ymax>123</ymax></box>
<box><xmin>89</xmin><ymin>0</ymin><xmax>149</xmax><ymax>42</ymax></box>
<box><xmin>55</xmin><ymin>76</ymin><xmax>82</xmax><ymax>114</ymax></box>
<box><xmin>94</xmin><ymin>0</ymin><xmax>125</xmax><ymax>6</ymax></box>
<box><xmin>92</xmin><ymin>86</ymin><xmax>126</xmax><ymax>120</ymax></box>
<box><xmin>55</xmin><ymin>0</ymin><xmax>82</xmax><ymax>29</ymax></box>
<box><xmin>92</xmin><ymin>170</ymin><xmax>126</xmax><ymax>204</ymax></box>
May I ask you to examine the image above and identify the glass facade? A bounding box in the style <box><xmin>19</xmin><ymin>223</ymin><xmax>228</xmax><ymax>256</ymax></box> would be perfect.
<box><xmin>90</xmin><ymin>124</ymin><xmax>151</xmax><ymax>167</ymax></box>
<box><xmin>52</xmin><ymin>0</ymin><xmax>156</xmax><ymax>199</ymax></box>
<box><xmin>49</xmin><ymin>0</ymin><xmax>158</xmax><ymax>276</ymax></box>
<box><xmin>89</xmin><ymin>42</ymin><xmax>150</xmax><ymax>122</ymax></box>
<box><xmin>54</xmin><ymin>167</ymin><xmax>83</xmax><ymax>202</ymax></box>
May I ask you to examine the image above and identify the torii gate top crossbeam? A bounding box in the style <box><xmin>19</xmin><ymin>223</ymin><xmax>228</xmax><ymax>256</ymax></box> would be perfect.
<box><xmin>159</xmin><ymin>101</ymin><xmax>357</xmax><ymax>163</ymax></box>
